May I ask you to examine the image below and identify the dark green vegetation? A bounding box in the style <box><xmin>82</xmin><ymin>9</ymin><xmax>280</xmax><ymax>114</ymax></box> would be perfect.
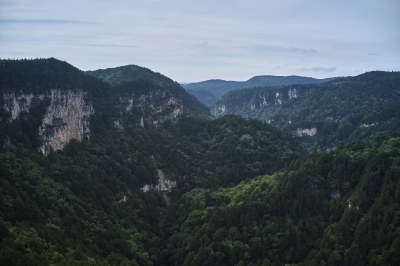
<box><xmin>165</xmin><ymin>136</ymin><xmax>400</xmax><ymax>265</ymax></box>
<box><xmin>0</xmin><ymin>58</ymin><xmax>108</xmax><ymax>94</ymax></box>
<box><xmin>213</xmin><ymin>72</ymin><xmax>400</xmax><ymax>152</ymax></box>
<box><xmin>0</xmin><ymin>58</ymin><xmax>209</xmax><ymax>116</ymax></box>
<box><xmin>0</xmin><ymin>117</ymin><xmax>301</xmax><ymax>265</ymax></box>
<box><xmin>0</xmin><ymin>59</ymin><xmax>399</xmax><ymax>265</ymax></box>
<box><xmin>87</xmin><ymin>64</ymin><xmax>210</xmax><ymax>116</ymax></box>
<box><xmin>87</xmin><ymin>64</ymin><xmax>174</xmax><ymax>85</ymax></box>
<box><xmin>183</xmin><ymin>75</ymin><xmax>335</xmax><ymax>106</ymax></box>
<box><xmin>0</xmin><ymin>59</ymin><xmax>301</xmax><ymax>264</ymax></box>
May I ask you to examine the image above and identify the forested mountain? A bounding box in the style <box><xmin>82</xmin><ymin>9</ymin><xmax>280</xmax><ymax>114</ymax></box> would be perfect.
<box><xmin>87</xmin><ymin>64</ymin><xmax>209</xmax><ymax>116</ymax></box>
<box><xmin>164</xmin><ymin>135</ymin><xmax>400</xmax><ymax>265</ymax></box>
<box><xmin>213</xmin><ymin>71</ymin><xmax>400</xmax><ymax>152</ymax></box>
<box><xmin>0</xmin><ymin>58</ymin><xmax>210</xmax><ymax>153</ymax></box>
<box><xmin>183</xmin><ymin>75</ymin><xmax>335</xmax><ymax>106</ymax></box>
<box><xmin>0</xmin><ymin>59</ymin><xmax>398</xmax><ymax>265</ymax></box>
<box><xmin>87</xmin><ymin>64</ymin><xmax>174</xmax><ymax>85</ymax></box>
<box><xmin>0</xmin><ymin>58</ymin><xmax>303</xmax><ymax>264</ymax></box>
<box><xmin>0</xmin><ymin>58</ymin><xmax>108</xmax><ymax>94</ymax></box>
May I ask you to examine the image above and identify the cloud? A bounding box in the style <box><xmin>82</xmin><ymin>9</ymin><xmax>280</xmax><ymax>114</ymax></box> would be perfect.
<box><xmin>255</xmin><ymin>44</ymin><xmax>318</xmax><ymax>55</ymax></box>
<box><xmin>288</xmin><ymin>47</ymin><xmax>318</xmax><ymax>54</ymax></box>
<box><xmin>86</xmin><ymin>43</ymin><xmax>138</xmax><ymax>48</ymax></box>
<box><xmin>301</xmin><ymin>66</ymin><xmax>337</xmax><ymax>72</ymax></box>
<box><xmin>0</xmin><ymin>19</ymin><xmax>96</xmax><ymax>25</ymax></box>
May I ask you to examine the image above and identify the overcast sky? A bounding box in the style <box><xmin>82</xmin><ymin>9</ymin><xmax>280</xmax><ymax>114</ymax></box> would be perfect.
<box><xmin>0</xmin><ymin>0</ymin><xmax>399</xmax><ymax>82</ymax></box>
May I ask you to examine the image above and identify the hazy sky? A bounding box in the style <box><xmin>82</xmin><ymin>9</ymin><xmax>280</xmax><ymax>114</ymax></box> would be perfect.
<box><xmin>0</xmin><ymin>0</ymin><xmax>399</xmax><ymax>82</ymax></box>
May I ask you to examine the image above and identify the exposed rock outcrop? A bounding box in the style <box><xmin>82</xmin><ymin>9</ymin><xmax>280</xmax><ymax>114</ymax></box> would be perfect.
<box><xmin>3</xmin><ymin>92</ymin><xmax>40</xmax><ymax>120</ymax></box>
<box><xmin>38</xmin><ymin>89</ymin><xmax>94</xmax><ymax>155</ymax></box>
<box><xmin>2</xmin><ymin>89</ymin><xmax>94</xmax><ymax>155</ymax></box>
<box><xmin>293</xmin><ymin>128</ymin><xmax>317</xmax><ymax>137</ymax></box>
<box><xmin>117</xmin><ymin>90</ymin><xmax>185</xmax><ymax>128</ymax></box>
<box><xmin>141</xmin><ymin>169</ymin><xmax>177</xmax><ymax>193</ymax></box>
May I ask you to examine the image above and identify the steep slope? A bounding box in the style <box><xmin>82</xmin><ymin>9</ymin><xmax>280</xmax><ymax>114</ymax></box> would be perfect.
<box><xmin>87</xmin><ymin>65</ymin><xmax>209</xmax><ymax>116</ymax></box>
<box><xmin>0</xmin><ymin>58</ymin><xmax>398</xmax><ymax>266</ymax></box>
<box><xmin>0</xmin><ymin>61</ymin><xmax>305</xmax><ymax>264</ymax></box>
<box><xmin>0</xmin><ymin>58</ymin><xmax>108</xmax><ymax>155</ymax></box>
<box><xmin>212</xmin><ymin>71</ymin><xmax>400</xmax><ymax>151</ymax></box>
<box><xmin>150</xmin><ymin>115</ymin><xmax>303</xmax><ymax>189</ymax></box>
<box><xmin>183</xmin><ymin>75</ymin><xmax>335</xmax><ymax>106</ymax></box>
<box><xmin>0</xmin><ymin>59</ymin><xmax>208</xmax><ymax>154</ymax></box>
<box><xmin>164</xmin><ymin>135</ymin><xmax>400</xmax><ymax>265</ymax></box>
<box><xmin>0</xmin><ymin>112</ymin><xmax>304</xmax><ymax>264</ymax></box>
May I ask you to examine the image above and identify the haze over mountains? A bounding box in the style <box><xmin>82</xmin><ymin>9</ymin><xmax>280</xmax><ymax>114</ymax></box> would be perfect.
<box><xmin>0</xmin><ymin>58</ymin><xmax>399</xmax><ymax>265</ymax></box>
<box><xmin>182</xmin><ymin>75</ymin><xmax>337</xmax><ymax>106</ymax></box>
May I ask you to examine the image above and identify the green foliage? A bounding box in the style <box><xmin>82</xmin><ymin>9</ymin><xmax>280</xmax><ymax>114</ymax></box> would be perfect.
<box><xmin>87</xmin><ymin>64</ymin><xmax>174</xmax><ymax>85</ymax></box>
<box><xmin>0</xmin><ymin>140</ymin><xmax>165</xmax><ymax>264</ymax></box>
<box><xmin>87</xmin><ymin>65</ymin><xmax>210</xmax><ymax>116</ymax></box>
<box><xmin>1</xmin><ymin>59</ymin><xmax>399</xmax><ymax>265</ymax></box>
<box><xmin>213</xmin><ymin>71</ymin><xmax>400</xmax><ymax>152</ymax></box>
<box><xmin>0</xmin><ymin>108</ymin><xmax>302</xmax><ymax>264</ymax></box>
<box><xmin>0</xmin><ymin>58</ymin><xmax>108</xmax><ymax>94</ymax></box>
<box><xmin>150</xmin><ymin>115</ymin><xmax>303</xmax><ymax>189</ymax></box>
<box><xmin>165</xmin><ymin>137</ymin><xmax>400</xmax><ymax>265</ymax></box>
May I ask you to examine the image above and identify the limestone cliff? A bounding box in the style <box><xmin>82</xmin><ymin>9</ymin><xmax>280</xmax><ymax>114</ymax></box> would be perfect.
<box><xmin>141</xmin><ymin>168</ymin><xmax>177</xmax><ymax>193</ymax></box>
<box><xmin>115</xmin><ymin>88</ymin><xmax>185</xmax><ymax>129</ymax></box>
<box><xmin>3</xmin><ymin>92</ymin><xmax>41</xmax><ymax>120</ymax></box>
<box><xmin>1</xmin><ymin>58</ymin><xmax>207</xmax><ymax>155</ymax></box>
<box><xmin>38</xmin><ymin>89</ymin><xmax>93</xmax><ymax>155</ymax></box>
<box><xmin>2</xmin><ymin>89</ymin><xmax>93</xmax><ymax>155</ymax></box>
<box><xmin>2</xmin><ymin>86</ymin><xmax>187</xmax><ymax>154</ymax></box>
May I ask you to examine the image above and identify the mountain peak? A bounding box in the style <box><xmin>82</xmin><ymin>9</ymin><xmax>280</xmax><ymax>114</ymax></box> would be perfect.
<box><xmin>86</xmin><ymin>64</ymin><xmax>175</xmax><ymax>85</ymax></box>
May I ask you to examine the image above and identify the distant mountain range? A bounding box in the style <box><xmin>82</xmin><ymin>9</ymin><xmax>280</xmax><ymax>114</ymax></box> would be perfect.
<box><xmin>182</xmin><ymin>75</ymin><xmax>337</xmax><ymax>106</ymax></box>
<box><xmin>212</xmin><ymin>71</ymin><xmax>400</xmax><ymax>152</ymax></box>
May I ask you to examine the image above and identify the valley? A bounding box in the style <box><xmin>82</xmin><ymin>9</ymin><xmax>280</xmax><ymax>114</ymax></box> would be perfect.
<box><xmin>0</xmin><ymin>59</ymin><xmax>399</xmax><ymax>265</ymax></box>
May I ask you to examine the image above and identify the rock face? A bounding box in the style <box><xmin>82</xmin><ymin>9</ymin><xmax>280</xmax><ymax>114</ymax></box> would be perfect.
<box><xmin>2</xmin><ymin>86</ymin><xmax>187</xmax><ymax>155</ymax></box>
<box><xmin>38</xmin><ymin>89</ymin><xmax>93</xmax><ymax>155</ymax></box>
<box><xmin>293</xmin><ymin>128</ymin><xmax>318</xmax><ymax>137</ymax></box>
<box><xmin>115</xmin><ymin>89</ymin><xmax>185</xmax><ymax>129</ymax></box>
<box><xmin>1</xmin><ymin>58</ymin><xmax>207</xmax><ymax>156</ymax></box>
<box><xmin>141</xmin><ymin>169</ymin><xmax>177</xmax><ymax>193</ymax></box>
<box><xmin>2</xmin><ymin>89</ymin><xmax>93</xmax><ymax>155</ymax></box>
<box><xmin>3</xmin><ymin>92</ymin><xmax>39</xmax><ymax>120</ymax></box>
<box><xmin>212</xmin><ymin>87</ymin><xmax>306</xmax><ymax>118</ymax></box>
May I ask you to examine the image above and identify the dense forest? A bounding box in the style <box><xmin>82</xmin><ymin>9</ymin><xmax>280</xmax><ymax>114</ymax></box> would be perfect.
<box><xmin>212</xmin><ymin>71</ymin><xmax>400</xmax><ymax>152</ymax></box>
<box><xmin>0</xmin><ymin>59</ymin><xmax>399</xmax><ymax>265</ymax></box>
<box><xmin>163</xmin><ymin>136</ymin><xmax>400</xmax><ymax>265</ymax></box>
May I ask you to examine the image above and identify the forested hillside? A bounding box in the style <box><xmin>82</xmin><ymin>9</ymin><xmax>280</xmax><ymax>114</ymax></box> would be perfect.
<box><xmin>0</xmin><ymin>58</ymin><xmax>303</xmax><ymax>264</ymax></box>
<box><xmin>183</xmin><ymin>75</ymin><xmax>335</xmax><ymax>106</ymax></box>
<box><xmin>164</xmin><ymin>136</ymin><xmax>400</xmax><ymax>265</ymax></box>
<box><xmin>0</xmin><ymin>59</ymin><xmax>399</xmax><ymax>265</ymax></box>
<box><xmin>87</xmin><ymin>64</ymin><xmax>209</xmax><ymax>116</ymax></box>
<box><xmin>0</xmin><ymin>58</ymin><xmax>108</xmax><ymax>94</ymax></box>
<box><xmin>87</xmin><ymin>64</ymin><xmax>174</xmax><ymax>85</ymax></box>
<box><xmin>213</xmin><ymin>71</ymin><xmax>400</xmax><ymax>152</ymax></box>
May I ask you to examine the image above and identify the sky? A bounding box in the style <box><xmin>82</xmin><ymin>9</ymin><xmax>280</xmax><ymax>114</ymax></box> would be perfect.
<box><xmin>0</xmin><ymin>0</ymin><xmax>399</xmax><ymax>82</ymax></box>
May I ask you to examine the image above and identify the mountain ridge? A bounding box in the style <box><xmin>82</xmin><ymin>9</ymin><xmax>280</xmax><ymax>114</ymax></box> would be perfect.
<box><xmin>1</xmin><ymin>59</ymin><xmax>399</xmax><ymax>265</ymax></box>
<box><xmin>183</xmin><ymin>75</ymin><xmax>337</xmax><ymax>106</ymax></box>
<box><xmin>212</xmin><ymin>71</ymin><xmax>400</xmax><ymax>152</ymax></box>
<box><xmin>86</xmin><ymin>64</ymin><xmax>210</xmax><ymax>116</ymax></box>
<box><xmin>0</xmin><ymin>58</ymin><xmax>209</xmax><ymax>154</ymax></box>
<box><xmin>87</xmin><ymin>64</ymin><xmax>176</xmax><ymax>85</ymax></box>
